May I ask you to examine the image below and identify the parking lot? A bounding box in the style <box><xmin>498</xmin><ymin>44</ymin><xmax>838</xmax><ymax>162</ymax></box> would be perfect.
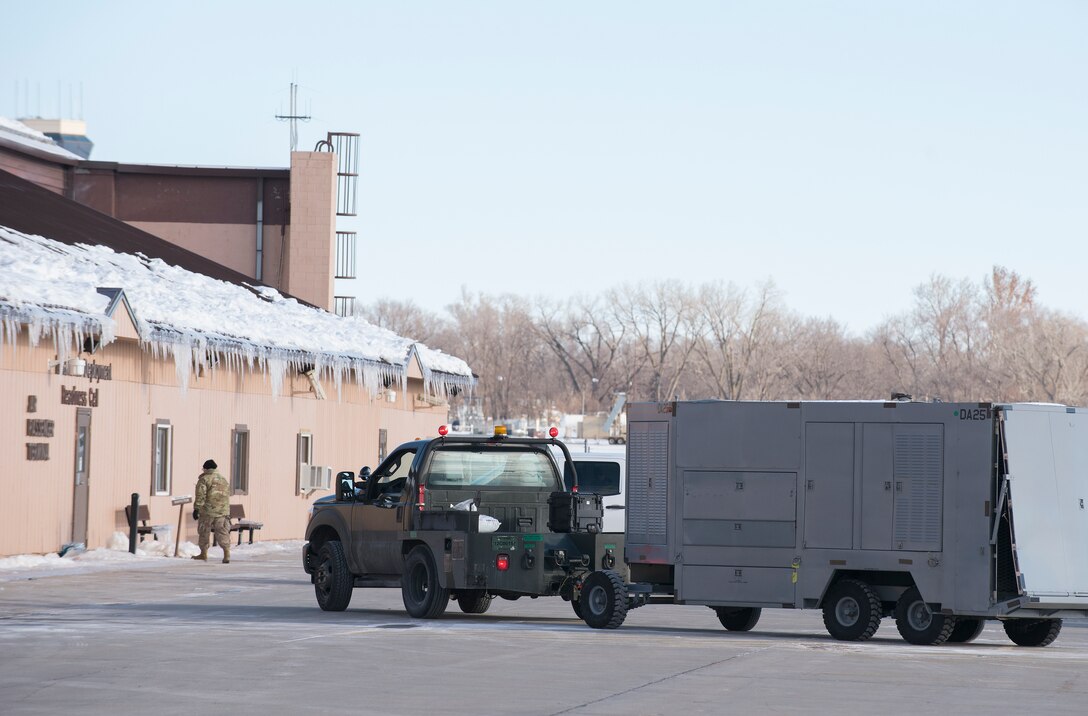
<box><xmin>2</xmin><ymin>545</ymin><xmax>1086</xmax><ymax>715</ymax></box>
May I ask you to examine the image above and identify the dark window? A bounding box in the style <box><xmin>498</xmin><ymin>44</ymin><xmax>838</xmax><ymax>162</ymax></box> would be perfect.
<box><xmin>334</xmin><ymin>296</ymin><xmax>355</xmax><ymax>317</ymax></box>
<box><xmin>231</xmin><ymin>426</ymin><xmax>249</xmax><ymax>494</ymax></box>
<box><xmin>564</xmin><ymin>461</ymin><xmax>621</xmax><ymax>496</ymax></box>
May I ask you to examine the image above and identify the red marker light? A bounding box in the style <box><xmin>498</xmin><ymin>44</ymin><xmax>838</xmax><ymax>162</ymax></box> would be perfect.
<box><xmin>438</xmin><ymin>424</ymin><xmax>449</xmax><ymax>436</ymax></box>
<box><xmin>549</xmin><ymin>426</ymin><xmax>559</xmax><ymax>438</ymax></box>
<box><xmin>418</xmin><ymin>484</ymin><xmax>425</xmax><ymax>511</ymax></box>
<box><xmin>496</xmin><ymin>554</ymin><xmax>510</xmax><ymax>571</ymax></box>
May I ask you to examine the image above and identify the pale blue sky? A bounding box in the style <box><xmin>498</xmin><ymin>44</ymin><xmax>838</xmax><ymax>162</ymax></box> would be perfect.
<box><xmin>3</xmin><ymin>1</ymin><xmax>1085</xmax><ymax>331</ymax></box>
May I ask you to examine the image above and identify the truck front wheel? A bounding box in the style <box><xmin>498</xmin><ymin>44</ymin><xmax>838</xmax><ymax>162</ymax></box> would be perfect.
<box><xmin>314</xmin><ymin>541</ymin><xmax>353</xmax><ymax>612</ymax></box>
<box><xmin>714</xmin><ymin>607</ymin><xmax>762</xmax><ymax>632</ymax></box>
<box><xmin>1003</xmin><ymin>618</ymin><xmax>1062</xmax><ymax>647</ymax></box>
<box><xmin>401</xmin><ymin>546</ymin><xmax>450</xmax><ymax>619</ymax></box>
<box><xmin>822</xmin><ymin>578</ymin><xmax>881</xmax><ymax>641</ymax></box>
<box><xmin>894</xmin><ymin>587</ymin><xmax>956</xmax><ymax>645</ymax></box>
<box><xmin>580</xmin><ymin>570</ymin><xmax>628</xmax><ymax>629</ymax></box>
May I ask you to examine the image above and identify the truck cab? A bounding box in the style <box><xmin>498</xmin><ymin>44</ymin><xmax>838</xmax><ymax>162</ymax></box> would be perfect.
<box><xmin>303</xmin><ymin>427</ymin><xmax>627</xmax><ymax>625</ymax></box>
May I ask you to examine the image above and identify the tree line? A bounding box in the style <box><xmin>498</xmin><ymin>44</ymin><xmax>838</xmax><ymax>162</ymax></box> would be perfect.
<box><xmin>360</xmin><ymin>267</ymin><xmax>1088</xmax><ymax>422</ymax></box>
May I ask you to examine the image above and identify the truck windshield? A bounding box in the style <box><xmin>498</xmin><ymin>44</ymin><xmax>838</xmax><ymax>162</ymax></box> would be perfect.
<box><xmin>427</xmin><ymin>448</ymin><xmax>558</xmax><ymax>489</ymax></box>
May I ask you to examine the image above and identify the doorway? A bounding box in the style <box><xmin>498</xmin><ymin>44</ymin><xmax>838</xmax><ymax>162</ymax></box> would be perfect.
<box><xmin>71</xmin><ymin>408</ymin><xmax>91</xmax><ymax>545</ymax></box>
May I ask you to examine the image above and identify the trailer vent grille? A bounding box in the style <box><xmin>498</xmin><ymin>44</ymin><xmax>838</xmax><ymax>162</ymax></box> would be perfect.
<box><xmin>893</xmin><ymin>428</ymin><xmax>943</xmax><ymax>550</ymax></box>
<box><xmin>628</xmin><ymin>421</ymin><xmax>669</xmax><ymax>546</ymax></box>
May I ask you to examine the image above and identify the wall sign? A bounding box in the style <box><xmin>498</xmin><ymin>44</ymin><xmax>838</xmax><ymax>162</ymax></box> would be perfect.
<box><xmin>26</xmin><ymin>443</ymin><xmax>49</xmax><ymax>461</ymax></box>
<box><xmin>26</xmin><ymin>419</ymin><xmax>54</xmax><ymax>437</ymax></box>
<box><xmin>61</xmin><ymin>385</ymin><xmax>100</xmax><ymax>408</ymax></box>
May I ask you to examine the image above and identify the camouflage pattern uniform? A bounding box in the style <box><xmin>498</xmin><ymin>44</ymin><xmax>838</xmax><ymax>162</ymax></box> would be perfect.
<box><xmin>195</xmin><ymin>469</ymin><xmax>231</xmax><ymax>561</ymax></box>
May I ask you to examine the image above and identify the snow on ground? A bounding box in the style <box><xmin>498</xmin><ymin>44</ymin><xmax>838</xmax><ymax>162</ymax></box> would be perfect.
<box><xmin>0</xmin><ymin>533</ymin><xmax>305</xmax><ymax>583</ymax></box>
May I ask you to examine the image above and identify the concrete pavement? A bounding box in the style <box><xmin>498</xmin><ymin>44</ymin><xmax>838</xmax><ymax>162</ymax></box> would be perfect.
<box><xmin>1</xmin><ymin>548</ymin><xmax>1086</xmax><ymax>715</ymax></box>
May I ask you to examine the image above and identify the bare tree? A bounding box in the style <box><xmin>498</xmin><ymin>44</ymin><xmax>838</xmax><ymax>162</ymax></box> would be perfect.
<box><xmin>609</xmin><ymin>281</ymin><xmax>697</xmax><ymax>402</ymax></box>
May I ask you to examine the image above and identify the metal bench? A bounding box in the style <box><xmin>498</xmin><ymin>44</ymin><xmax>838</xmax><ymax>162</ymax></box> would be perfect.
<box><xmin>228</xmin><ymin>504</ymin><xmax>264</xmax><ymax>545</ymax></box>
<box><xmin>124</xmin><ymin>504</ymin><xmax>168</xmax><ymax>541</ymax></box>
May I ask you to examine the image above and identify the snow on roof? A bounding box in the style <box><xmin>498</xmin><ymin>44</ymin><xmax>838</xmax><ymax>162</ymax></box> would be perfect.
<box><xmin>0</xmin><ymin>224</ymin><xmax>474</xmax><ymax>397</ymax></box>
<box><xmin>0</xmin><ymin>116</ymin><xmax>83</xmax><ymax>161</ymax></box>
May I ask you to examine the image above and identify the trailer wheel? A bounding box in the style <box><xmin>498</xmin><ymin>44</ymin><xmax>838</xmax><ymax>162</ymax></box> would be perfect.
<box><xmin>456</xmin><ymin>590</ymin><xmax>493</xmax><ymax>614</ymax></box>
<box><xmin>894</xmin><ymin>587</ymin><xmax>956</xmax><ymax>645</ymax></box>
<box><xmin>401</xmin><ymin>545</ymin><xmax>450</xmax><ymax>619</ymax></box>
<box><xmin>580</xmin><ymin>570</ymin><xmax>628</xmax><ymax>629</ymax></box>
<box><xmin>822</xmin><ymin>578</ymin><xmax>881</xmax><ymax>641</ymax></box>
<box><xmin>713</xmin><ymin>607</ymin><xmax>762</xmax><ymax>632</ymax></box>
<box><xmin>1003</xmin><ymin>618</ymin><xmax>1062</xmax><ymax>647</ymax></box>
<box><xmin>947</xmin><ymin>617</ymin><xmax>986</xmax><ymax>643</ymax></box>
<box><xmin>313</xmin><ymin>541</ymin><xmax>353</xmax><ymax>612</ymax></box>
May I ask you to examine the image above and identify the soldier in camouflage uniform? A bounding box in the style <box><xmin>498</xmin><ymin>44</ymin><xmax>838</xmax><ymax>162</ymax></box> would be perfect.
<box><xmin>193</xmin><ymin>459</ymin><xmax>231</xmax><ymax>563</ymax></box>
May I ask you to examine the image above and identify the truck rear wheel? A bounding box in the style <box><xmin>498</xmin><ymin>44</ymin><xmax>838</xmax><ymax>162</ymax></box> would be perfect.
<box><xmin>313</xmin><ymin>541</ymin><xmax>353</xmax><ymax>612</ymax></box>
<box><xmin>894</xmin><ymin>587</ymin><xmax>956</xmax><ymax>645</ymax></box>
<box><xmin>571</xmin><ymin>597</ymin><xmax>584</xmax><ymax>619</ymax></box>
<box><xmin>456</xmin><ymin>590</ymin><xmax>493</xmax><ymax>614</ymax></box>
<box><xmin>580</xmin><ymin>570</ymin><xmax>628</xmax><ymax>629</ymax></box>
<box><xmin>1003</xmin><ymin>618</ymin><xmax>1062</xmax><ymax>647</ymax></box>
<box><xmin>401</xmin><ymin>546</ymin><xmax>450</xmax><ymax>619</ymax></box>
<box><xmin>713</xmin><ymin>607</ymin><xmax>761</xmax><ymax>632</ymax></box>
<box><xmin>948</xmin><ymin>617</ymin><xmax>986</xmax><ymax>643</ymax></box>
<box><xmin>822</xmin><ymin>578</ymin><xmax>881</xmax><ymax>641</ymax></box>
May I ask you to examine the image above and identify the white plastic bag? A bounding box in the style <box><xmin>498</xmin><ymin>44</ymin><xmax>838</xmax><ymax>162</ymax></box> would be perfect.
<box><xmin>478</xmin><ymin>515</ymin><xmax>501</xmax><ymax>533</ymax></box>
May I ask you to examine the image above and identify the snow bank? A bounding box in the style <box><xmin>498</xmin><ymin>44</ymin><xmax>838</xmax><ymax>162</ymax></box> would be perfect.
<box><xmin>0</xmin><ymin>535</ymin><xmax>307</xmax><ymax>582</ymax></box>
<box><xmin>0</xmin><ymin>224</ymin><xmax>474</xmax><ymax>397</ymax></box>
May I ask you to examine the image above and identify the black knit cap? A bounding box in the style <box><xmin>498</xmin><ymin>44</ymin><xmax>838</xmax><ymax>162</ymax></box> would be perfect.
<box><xmin>203</xmin><ymin>459</ymin><xmax>217</xmax><ymax>470</ymax></box>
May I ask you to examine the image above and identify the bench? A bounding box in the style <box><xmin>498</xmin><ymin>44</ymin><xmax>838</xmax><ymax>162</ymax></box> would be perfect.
<box><xmin>229</xmin><ymin>504</ymin><xmax>264</xmax><ymax>545</ymax></box>
<box><xmin>124</xmin><ymin>504</ymin><xmax>168</xmax><ymax>541</ymax></box>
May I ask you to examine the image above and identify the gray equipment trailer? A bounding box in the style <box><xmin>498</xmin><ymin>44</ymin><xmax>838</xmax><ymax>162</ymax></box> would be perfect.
<box><xmin>602</xmin><ymin>399</ymin><xmax>1088</xmax><ymax>646</ymax></box>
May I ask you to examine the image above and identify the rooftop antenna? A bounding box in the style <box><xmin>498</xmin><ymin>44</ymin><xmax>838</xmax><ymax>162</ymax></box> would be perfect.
<box><xmin>275</xmin><ymin>81</ymin><xmax>311</xmax><ymax>153</ymax></box>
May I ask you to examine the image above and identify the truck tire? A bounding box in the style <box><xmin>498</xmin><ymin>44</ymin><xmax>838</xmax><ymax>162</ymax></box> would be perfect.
<box><xmin>401</xmin><ymin>546</ymin><xmax>450</xmax><ymax>619</ymax></box>
<box><xmin>894</xmin><ymin>587</ymin><xmax>956</xmax><ymax>645</ymax></box>
<box><xmin>947</xmin><ymin>617</ymin><xmax>986</xmax><ymax>643</ymax></box>
<box><xmin>313</xmin><ymin>541</ymin><xmax>353</xmax><ymax>612</ymax></box>
<box><xmin>1003</xmin><ymin>618</ymin><xmax>1062</xmax><ymax>647</ymax></box>
<box><xmin>713</xmin><ymin>607</ymin><xmax>761</xmax><ymax>632</ymax></box>
<box><xmin>456</xmin><ymin>590</ymin><xmax>493</xmax><ymax>614</ymax></box>
<box><xmin>571</xmin><ymin>597</ymin><xmax>584</xmax><ymax>620</ymax></box>
<box><xmin>580</xmin><ymin>570</ymin><xmax>628</xmax><ymax>629</ymax></box>
<box><xmin>822</xmin><ymin>578</ymin><xmax>881</xmax><ymax>641</ymax></box>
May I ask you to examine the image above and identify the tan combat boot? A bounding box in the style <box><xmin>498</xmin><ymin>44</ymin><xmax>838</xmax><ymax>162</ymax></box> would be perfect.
<box><xmin>192</xmin><ymin>549</ymin><xmax>208</xmax><ymax>561</ymax></box>
<box><xmin>222</xmin><ymin>549</ymin><xmax>230</xmax><ymax>564</ymax></box>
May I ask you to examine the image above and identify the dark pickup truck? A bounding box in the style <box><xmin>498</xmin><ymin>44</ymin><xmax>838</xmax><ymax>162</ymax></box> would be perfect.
<box><xmin>302</xmin><ymin>428</ymin><xmax>632</xmax><ymax>627</ymax></box>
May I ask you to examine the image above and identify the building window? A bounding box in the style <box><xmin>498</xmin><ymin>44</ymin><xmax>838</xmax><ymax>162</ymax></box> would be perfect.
<box><xmin>334</xmin><ymin>296</ymin><xmax>355</xmax><ymax>317</ymax></box>
<box><xmin>231</xmin><ymin>426</ymin><xmax>249</xmax><ymax>495</ymax></box>
<box><xmin>152</xmin><ymin>421</ymin><xmax>172</xmax><ymax>495</ymax></box>
<box><xmin>297</xmin><ymin>431</ymin><xmax>313</xmax><ymax>494</ymax></box>
<box><xmin>335</xmin><ymin>231</ymin><xmax>357</xmax><ymax>279</ymax></box>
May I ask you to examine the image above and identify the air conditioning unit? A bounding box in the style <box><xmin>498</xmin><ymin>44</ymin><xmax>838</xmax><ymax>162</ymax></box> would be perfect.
<box><xmin>300</xmin><ymin>464</ymin><xmax>332</xmax><ymax>492</ymax></box>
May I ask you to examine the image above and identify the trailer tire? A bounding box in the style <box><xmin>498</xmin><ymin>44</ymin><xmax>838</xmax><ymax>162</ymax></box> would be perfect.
<box><xmin>456</xmin><ymin>590</ymin><xmax>493</xmax><ymax>614</ymax></box>
<box><xmin>1003</xmin><ymin>618</ymin><xmax>1062</xmax><ymax>647</ymax></box>
<box><xmin>401</xmin><ymin>545</ymin><xmax>450</xmax><ymax>619</ymax></box>
<box><xmin>313</xmin><ymin>541</ymin><xmax>353</xmax><ymax>612</ymax></box>
<box><xmin>580</xmin><ymin>570</ymin><xmax>628</xmax><ymax>629</ymax></box>
<box><xmin>894</xmin><ymin>587</ymin><xmax>956</xmax><ymax>645</ymax></box>
<box><xmin>713</xmin><ymin>607</ymin><xmax>762</xmax><ymax>632</ymax></box>
<box><xmin>822</xmin><ymin>578</ymin><xmax>881</xmax><ymax>641</ymax></box>
<box><xmin>948</xmin><ymin>617</ymin><xmax>986</xmax><ymax>643</ymax></box>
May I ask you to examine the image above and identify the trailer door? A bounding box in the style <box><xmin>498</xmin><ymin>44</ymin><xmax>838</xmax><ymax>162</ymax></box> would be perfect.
<box><xmin>1002</xmin><ymin>405</ymin><xmax>1088</xmax><ymax>601</ymax></box>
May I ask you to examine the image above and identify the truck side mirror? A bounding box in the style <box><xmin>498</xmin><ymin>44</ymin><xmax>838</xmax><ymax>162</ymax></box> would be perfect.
<box><xmin>336</xmin><ymin>471</ymin><xmax>356</xmax><ymax>502</ymax></box>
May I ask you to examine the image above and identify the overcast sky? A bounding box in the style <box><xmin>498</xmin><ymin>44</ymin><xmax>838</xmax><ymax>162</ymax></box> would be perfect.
<box><xmin>3</xmin><ymin>1</ymin><xmax>1085</xmax><ymax>332</ymax></box>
